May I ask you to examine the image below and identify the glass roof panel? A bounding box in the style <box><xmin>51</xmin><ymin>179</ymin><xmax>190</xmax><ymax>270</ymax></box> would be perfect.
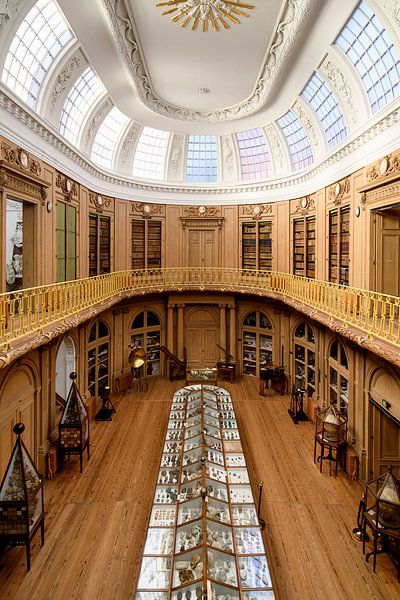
<box><xmin>1</xmin><ymin>0</ymin><xmax>74</xmax><ymax>108</ymax></box>
<box><xmin>277</xmin><ymin>110</ymin><xmax>313</xmax><ymax>171</ymax></box>
<box><xmin>302</xmin><ymin>72</ymin><xmax>347</xmax><ymax>149</ymax></box>
<box><xmin>91</xmin><ymin>106</ymin><xmax>130</xmax><ymax>169</ymax></box>
<box><xmin>236</xmin><ymin>128</ymin><xmax>271</xmax><ymax>180</ymax></box>
<box><xmin>335</xmin><ymin>1</ymin><xmax>400</xmax><ymax>114</ymax></box>
<box><xmin>186</xmin><ymin>134</ymin><xmax>218</xmax><ymax>183</ymax></box>
<box><xmin>132</xmin><ymin>126</ymin><xmax>169</xmax><ymax>180</ymax></box>
<box><xmin>59</xmin><ymin>66</ymin><xmax>106</xmax><ymax>147</ymax></box>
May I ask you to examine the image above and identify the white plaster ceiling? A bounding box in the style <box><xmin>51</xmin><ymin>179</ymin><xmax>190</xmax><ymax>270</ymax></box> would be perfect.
<box><xmin>128</xmin><ymin>0</ymin><xmax>284</xmax><ymax>112</ymax></box>
<box><xmin>60</xmin><ymin>0</ymin><xmax>360</xmax><ymax>133</ymax></box>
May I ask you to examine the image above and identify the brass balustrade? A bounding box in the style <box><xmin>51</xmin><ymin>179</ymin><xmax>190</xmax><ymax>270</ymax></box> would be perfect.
<box><xmin>0</xmin><ymin>269</ymin><xmax>399</xmax><ymax>356</ymax></box>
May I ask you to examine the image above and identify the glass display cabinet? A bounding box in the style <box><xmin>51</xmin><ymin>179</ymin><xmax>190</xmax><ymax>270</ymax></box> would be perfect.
<box><xmin>59</xmin><ymin>372</ymin><xmax>90</xmax><ymax>473</ymax></box>
<box><xmin>0</xmin><ymin>423</ymin><xmax>44</xmax><ymax>571</ymax></box>
<box><xmin>314</xmin><ymin>404</ymin><xmax>348</xmax><ymax>476</ymax></box>
<box><xmin>362</xmin><ymin>466</ymin><xmax>400</xmax><ymax>579</ymax></box>
<box><xmin>186</xmin><ymin>368</ymin><xmax>218</xmax><ymax>386</ymax></box>
<box><xmin>135</xmin><ymin>384</ymin><xmax>275</xmax><ymax>598</ymax></box>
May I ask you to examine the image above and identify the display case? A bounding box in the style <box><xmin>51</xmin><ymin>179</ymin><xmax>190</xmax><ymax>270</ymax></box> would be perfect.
<box><xmin>88</xmin><ymin>213</ymin><xmax>111</xmax><ymax>276</ymax></box>
<box><xmin>293</xmin><ymin>216</ymin><xmax>316</xmax><ymax>278</ymax></box>
<box><xmin>0</xmin><ymin>423</ymin><xmax>44</xmax><ymax>571</ymax></box>
<box><xmin>186</xmin><ymin>368</ymin><xmax>217</xmax><ymax>385</ymax></box>
<box><xmin>132</xmin><ymin>219</ymin><xmax>162</xmax><ymax>269</ymax></box>
<box><xmin>314</xmin><ymin>404</ymin><xmax>348</xmax><ymax>476</ymax></box>
<box><xmin>135</xmin><ymin>384</ymin><xmax>275</xmax><ymax>598</ymax></box>
<box><xmin>329</xmin><ymin>206</ymin><xmax>350</xmax><ymax>286</ymax></box>
<box><xmin>59</xmin><ymin>372</ymin><xmax>90</xmax><ymax>473</ymax></box>
<box><xmin>241</xmin><ymin>221</ymin><xmax>272</xmax><ymax>270</ymax></box>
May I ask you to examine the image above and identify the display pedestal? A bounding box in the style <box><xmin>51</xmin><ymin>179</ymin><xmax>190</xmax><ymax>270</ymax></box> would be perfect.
<box><xmin>288</xmin><ymin>388</ymin><xmax>308</xmax><ymax>424</ymax></box>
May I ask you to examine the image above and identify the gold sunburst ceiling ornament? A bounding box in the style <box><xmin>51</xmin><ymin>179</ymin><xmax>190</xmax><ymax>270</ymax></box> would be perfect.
<box><xmin>155</xmin><ymin>0</ymin><xmax>255</xmax><ymax>32</ymax></box>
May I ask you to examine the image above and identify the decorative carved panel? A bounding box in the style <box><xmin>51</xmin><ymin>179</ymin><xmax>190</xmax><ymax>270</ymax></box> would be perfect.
<box><xmin>183</xmin><ymin>206</ymin><xmax>221</xmax><ymax>218</ymax></box>
<box><xmin>55</xmin><ymin>173</ymin><xmax>78</xmax><ymax>202</ymax></box>
<box><xmin>240</xmin><ymin>204</ymin><xmax>272</xmax><ymax>220</ymax></box>
<box><xmin>367</xmin><ymin>153</ymin><xmax>400</xmax><ymax>182</ymax></box>
<box><xmin>329</xmin><ymin>177</ymin><xmax>350</xmax><ymax>205</ymax></box>
<box><xmin>131</xmin><ymin>203</ymin><xmax>164</xmax><ymax>217</ymax></box>
<box><xmin>1</xmin><ymin>142</ymin><xmax>41</xmax><ymax>176</ymax></box>
<box><xmin>180</xmin><ymin>218</ymin><xmax>224</xmax><ymax>230</ymax></box>
<box><xmin>292</xmin><ymin>195</ymin><xmax>315</xmax><ymax>214</ymax></box>
<box><xmin>88</xmin><ymin>192</ymin><xmax>113</xmax><ymax>213</ymax></box>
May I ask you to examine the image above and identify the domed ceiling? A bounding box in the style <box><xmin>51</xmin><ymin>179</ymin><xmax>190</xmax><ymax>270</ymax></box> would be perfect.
<box><xmin>0</xmin><ymin>0</ymin><xmax>400</xmax><ymax>203</ymax></box>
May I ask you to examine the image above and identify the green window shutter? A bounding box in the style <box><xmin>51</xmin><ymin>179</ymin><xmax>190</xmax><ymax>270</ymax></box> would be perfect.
<box><xmin>67</xmin><ymin>205</ymin><xmax>76</xmax><ymax>280</ymax></box>
<box><xmin>56</xmin><ymin>202</ymin><xmax>66</xmax><ymax>282</ymax></box>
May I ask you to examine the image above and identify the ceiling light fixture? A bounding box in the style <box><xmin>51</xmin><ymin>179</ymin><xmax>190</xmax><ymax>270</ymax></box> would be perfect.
<box><xmin>155</xmin><ymin>0</ymin><xmax>255</xmax><ymax>32</ymax></box>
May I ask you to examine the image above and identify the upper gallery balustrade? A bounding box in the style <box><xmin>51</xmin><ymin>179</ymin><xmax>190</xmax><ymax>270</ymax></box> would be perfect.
<box><xmin>0</xmin><ymin>269</ymin><xmax>398</xmax><ymax>367</ymax></box>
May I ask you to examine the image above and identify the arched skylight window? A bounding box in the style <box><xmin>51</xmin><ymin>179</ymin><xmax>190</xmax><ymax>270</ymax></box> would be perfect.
<box><xmin>59</xmin><ymin>66</ymin><xmax>106</xmax><ymax>146</ymax></box>
<box><xmin>91</xmin><ymin>107</ymin><xmax>130</xmax><ymax>169</ymax></box>
<box><xmin>186</xmin><ymin>134</ymin><xmax>218</xmax><ymax>182</ymax></box>
<box><xmin>277</xmin><ymin>110</ymin><xmax>313</xmax><ymax>171</ymax></box>
<box><xmin>236</xmin><ymin>128</ymin><xmax>271</xmax><ymax>180</ymax></box>
<box><xmin>302</xmin><ymin>72</ymin><xmax>347</xmax><ymax>149</ymax></box>
<box><xmin>132</xmin><ymin>127</ymin><xmax>169</xmax><ymax>179</ymax></box>
<box><xmin>2</xmin><ymin>0</ymin><xmax>74</xmax><ymax>108</ymax></box>
<box><xmin>335</xmin><ymin>1</ymin><xmax>400</xmax><ymax>114</ymax></box>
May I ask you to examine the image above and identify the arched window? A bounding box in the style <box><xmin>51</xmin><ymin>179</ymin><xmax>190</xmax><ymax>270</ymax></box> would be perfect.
<box><xmin>130</xmin><ymin>310</ymin><xmax>161</xmax><ymax>376</ymax></box>
<box><xmin>328</xmin><ymin>339</ymin><xmax>349</xmax><ymax>416</ymax></box>
<box><xmin>293</xmin><ymin>321</ymin><xmax>316</xmax><ymax>397</ymax></box>
<box><xmin>88</xmin><ymin>319</ymin><xmax>110</xmax><ymax>398</ymax></box>
<box><xmin>242</xmin><ymin>310</ymin><xmax>273</xmax><ymax>376</ymax></box>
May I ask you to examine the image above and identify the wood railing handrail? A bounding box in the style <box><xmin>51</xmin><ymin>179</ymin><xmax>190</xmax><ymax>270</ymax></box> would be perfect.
<box><xmin>0</xmin><ymin>268</ymin><xmax>399</xmax><ymax>361</ymax></box>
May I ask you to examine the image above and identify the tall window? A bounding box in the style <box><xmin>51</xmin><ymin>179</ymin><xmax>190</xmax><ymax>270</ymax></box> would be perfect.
<box><xmin>302</xmin><ymin>72</ymin><xmax>347</xmax><ymax>149</ymax></box>
<box><xmin>186</xmin><ymin>134</ymin><xmax>218</xmax><ymax>182</ymax></box>
<box><xmin>132</xmin><ymin>127</ymin><xmax>169</xmax><ymax>179</ymax></box>
<box><xmin>277</xmin><ymin>110</ymin><xmax>313</xmax><ymax>171</ymax></box>
<box><xmin>59</xmin><ymin>66</ymin><xmax>106</xmax><ymax>146</ymax></box>
<box><xmin>335</xmin><ymin>1</ymin><xmax>400</xmax><ymax>114</ymax></box>
<box><xmin>2</xmin><ymin>0</ymin><xmax>74</xmax><ymax>108</ymax></box>
<box><xmin>236</xmin><ymin>128</ymin><xmax>271</xmax><ymax>180</ymax></box>
<box><xmin>91</xmin><ymin>107</ymin><xmax>130</xmax><ymax>169</ymax></box>
<box><xmin>56</xmin><ymin>201</ymin><xmax>76</xmax><ymax>281</ymax></box>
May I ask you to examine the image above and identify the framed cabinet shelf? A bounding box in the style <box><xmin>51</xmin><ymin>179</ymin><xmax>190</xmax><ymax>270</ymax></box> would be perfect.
<box><xmin>329</xmin><ymin>206</ymin><xmax>350</xmax><ymax>286</ymax></box>
<box><xmin>292</xmin><ymin>216</ymin><xmax>316</xmax><ymax>278</ymax></box>
<box><xmin>89</xmin><ymin>213</ymin><xmax>111</xmax><ymax>277</ymax></box>
<box><xmin>241</xmin><ymin>221</ymin><xmax>272</xmax><ymax>270</ymax></box>
<box><xmin>132</xmin><ymin>219</ymin><xmax>162</xmax><ymax>270</ymax></box>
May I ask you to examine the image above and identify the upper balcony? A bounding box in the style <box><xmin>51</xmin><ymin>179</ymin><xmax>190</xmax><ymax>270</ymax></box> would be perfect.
<box><xmin>0</xmin><ymin>269</ymin><xmax>398</xmax><ymax>369</ymax></box>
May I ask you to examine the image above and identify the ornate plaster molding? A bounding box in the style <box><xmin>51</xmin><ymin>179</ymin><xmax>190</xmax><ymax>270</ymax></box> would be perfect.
<box><xmin>49</xmin><ymin>55</ymin><xmax>82</xmax><ymax>113</ymax></box>
<box><xmin>265</xmin><ymin>124</ymin><xmax>284</xmax><ymax>173</ymax></box>
<box><xmin>0</xmin><ymin>0</ymin><xmax>22</xmax><ymax>34</ymax></box>
<box><xmin>100</xmin><ymin>0</ymin><xmax>312</xmax><ymax>122</ymax></box>
<box><xmin>84</xmin><ymin>97</ymin><xmax>114</xmax><ymax>153</ymax></box>
<box><xmin>1</xmin><ymin>142</ymin><xmax>41</xmax><ymax>176</ymax></box>
<box><xmin>55</xmin><ymin>173</ymin><xmax>78</xmax><ymax>202</ymax></box>
<box><xmin>167</xmin><ymin>134</ymin><xmax>184</xmax><ymax>180</ymax></box>
<box><xmin>292</xmin><ymin>99</ymin><xmax>320</xmax><ymax>149</ymax></box>
<box><xmin>329</xmin><ymin>177</ymin><xmax>350</xmax><ymax>205</ymax></box>
<box><xmin>118</xmin><ymin>122</ymin><xmax>141</xmax><ymax>172</ymax></box>
<box><xmin>292</xmin><ymin>195</ymin><xmax>315</xmax><ymax>214</ymax></box>
<box><xmin>384</xmin><ymin>0</ymin><xmax>400</xmax><ymax>25</ymax></box>
<box><xmin>88</xmin><ymin>192</ymin><xmax>113</xmax><ymax>212</ymax></box>
<box><xmin>183</xmin><ymin>206</ymin><xmax>221</xmax><ymax>218</ymax></box>
<box><xmin>321</xmin><ymin>56</ymin><xmax>358</xmax><ymax>125</ymax></box>
<box><xmin>1</xmin><ymin>89</ymin><xmax>400</xmax><ymax>197</ymax></box>
<box><xmin>366</xmin><ymin>152</ymin><xmax>400</xmax><ymax>182</ymax></box>
<box><xmin>132</xmin><ymin>202</ymin><xmax>164</xmax><ymax>217</ymax></box>
<box><xmin>240</xmin><ymin>204</ymin><xmax>272</xmax><ymax>219</ymax></box>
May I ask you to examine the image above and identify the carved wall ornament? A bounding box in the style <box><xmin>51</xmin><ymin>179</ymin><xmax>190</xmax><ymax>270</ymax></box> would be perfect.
<box><xmin>120</xmin><ymin>123</ymin><xmax>141</xmax><ymax>167</ymax></box>
<box><xmin>292</xmin><ymin>100</ymin><xmax>318</xmax><ymax>147</ymax></box>
<box><xmin>384</xmin><ymin>0</ymin><xmax>400</xmax><ymax>25</ymax></box>
<box><xmin>132</xmin><ymin>202</ymin><xmax>164</xmax><ymax>217</ymax></box>
<box><xmin>222</xmin><ymin>136</ymin><xmax>234</xmax><ymax>176</ymax></box>
<box><xmin>49</xmin><ymin>56</ymin><xmax>82</xmax><ymax>112</ymax></box>
<box><xmin>0</xmin><ymin>0</ymin><xmax>21</xmax><ymax>35</ymax></box>
<box><xmin>85</xmin><ymin>97</ymin><xmax>114</xmax><ymax>149</ymax></box>
<box><xmin>180</xmin><ymin>217</ymin><xmax>224</xmax><ymax>229</ymax></box>
<box><xmin>293</xmin><ymin>195</ymin><xmax>314</xmax><ymax>214</ymax></box>
<box><xmin>322</xmin><ymin>58</ymin><xmax>358</xmax><ymax>124</ymax></box>
<box><xmin>265</xmin><ymin>124</ymin><xmax>284</xmax><ymax>170</ymax></box>
<box><xmin>56</xmin><ymin>173</ymin><xmax>77</xmax><ymax>201</ymax></box>
<box><xmin>1</xmin><ymin>143</ymin><xmax>42</xmax><ymax>176</ymax></box>
<box><xmin>367</xmin><ymin>153</ymin><xmax>400</xmax><ymax>182</ymax></box>
<box><xmin>89</xmin><ymin>192</ymin><xmax>112</xmax><ymax>212</ymax></box>
<box><xmin>329</xmin><ymin>177</ymin><xmax>350</xmax><ymax>204</ymax></box>
<box><xmin>183</xmin><ymin>206</ymin><xmax>220</xmax><ymax>218</ymax></box>
<box><xmin>240</xmin><ymin>204</ymin><xmax>273</xmax><ymax>219</ymax></box>
<box><xmin>168</xmin><ymin>135</ymin><xmax>184</xmax><ymax>178</ymax></box>
<box><xmin>101</xmin><ymin>0</ymin><xmax>312</xmax><ymax>122</ymax></box>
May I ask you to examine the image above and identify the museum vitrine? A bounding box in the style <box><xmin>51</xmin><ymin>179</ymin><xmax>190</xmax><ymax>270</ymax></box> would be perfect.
<box><xmin>0</xmin><ymin>423</ymin><xmax>44</xmax><ymax>571</ymax></box>
<box><xmin>135</xmin><ymin>384</ymin><xmax>275</xmax><ymax>598</ymax></box>
<box><xmin>59</xmin><ymin>372</ymin><xmax>90</xmax><ymax>473</ymax></box>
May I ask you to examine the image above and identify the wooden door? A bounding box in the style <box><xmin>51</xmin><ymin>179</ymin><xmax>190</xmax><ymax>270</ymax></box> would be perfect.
<box><xmin>375</xmin><ymin>212</ymin><xmax>400</xmax><ymax>295</ymax></box>
<box><xmin>369</xmin><ymin>403</ymin><xmax>400</xmax><ymax>479</ymax></box>
<box><xmin>185</xmin><ymin>306</ymin><xmax>219</xmax><ymax>368</ymax></box>
<box><xmin>188</xmin><ymin>230</ymin><xmax>216</xmax><ymax>268</ymax></box>
<box><xmin>0</xmin><ymin>407</ymin><xmax>16</xmax><ymax>477</ymax></box>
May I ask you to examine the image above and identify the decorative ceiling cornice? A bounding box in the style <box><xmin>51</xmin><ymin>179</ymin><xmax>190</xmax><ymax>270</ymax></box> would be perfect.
<box><xmin>100</xmin><ymin>0</ymin><xmax>312</xmax><ymax>122</ymax></box>
<box><xmin>1</xmin><ymin>89</ymin><xmax>400</xmax><ymax>198</ymax></box>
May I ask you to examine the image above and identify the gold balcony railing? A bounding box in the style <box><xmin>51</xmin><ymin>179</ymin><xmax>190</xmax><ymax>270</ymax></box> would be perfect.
<box><xmin>0</xmin><ymin>268</ymin><xmax>399</xmax><ymax>355</ymax></box>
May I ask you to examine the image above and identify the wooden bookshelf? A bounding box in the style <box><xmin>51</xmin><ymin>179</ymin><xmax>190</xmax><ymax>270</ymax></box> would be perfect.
<box><xmin>241</xmin><ymin>221</ymin><xmax>272</xmax><ymax>270</ymax></box>
<box><xmin>292</xmin><ymin>216</ymin><xmax>315</xmax><ymax>278</ymax></box>
<box><xmin>329</xmin><ymin>207</ymin><xmax>350</xmax><ymax>286</ymax></box>
<box><xmin>132</xmin><ymin>220</ymin><xmax>162</xmax><ymax>269</ymax></box>
<box><xmin>88</xmin><ymin>214</ymin><xmax>111</xmax><ymax>277</ymax></box>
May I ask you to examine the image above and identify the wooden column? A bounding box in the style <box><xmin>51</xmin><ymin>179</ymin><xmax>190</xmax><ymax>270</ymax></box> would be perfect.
<box><xmin>167</xmin><ymin>304</ymin><xmax>174</xmax><ymax>353</ymax></box>
<box><xmin>219</xmin><ymin>304</ymin><xmax>226</xmax><ymax>361</ymax></box>
<box><xmin>229</xmin><ymin>304</ymin><xmax>236</xmax><ymax>361</ymax></box>
<box><xmin>177</xmin><ymin>304</ymin><xmax>184</xmax><ymax>360</ymax></box>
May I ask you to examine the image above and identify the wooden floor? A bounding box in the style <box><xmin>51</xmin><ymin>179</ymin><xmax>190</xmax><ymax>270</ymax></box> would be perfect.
<box><xmin>0</xmin><ymin>376</ymin><xmax>399</xmax><ymax>600</ymax></box>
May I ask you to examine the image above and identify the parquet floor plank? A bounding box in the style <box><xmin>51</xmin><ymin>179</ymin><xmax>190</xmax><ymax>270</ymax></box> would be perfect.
<box><xmin>0</xmin><ymin>376</ymin><xmax>398</xmax><ymax>600</ymax></box>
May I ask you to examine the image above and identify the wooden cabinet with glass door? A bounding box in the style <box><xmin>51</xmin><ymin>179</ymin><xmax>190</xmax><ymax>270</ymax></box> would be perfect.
<box><xmin>131</xmin><ymin>219</ymin><xmax>162</xmax><ymax>269</ymax></box>
<box><xmin>88</xmin><ymin>214</ymin><xmax>111</xmax><ymax>276</ymax></box>
<box><xmin>293</xmin><ymin>216</ymin><xmax>316</xmax><ymax>278</ymax></box>
<box><xmin>87</xmin><ymin>320</ymin><xmax>110</xmax><ymax>399</ymax></box>
<box><xmin>130</xmin><ymin>310</ymin><xmax>161</xmax><ymax>376</ymax></box>
<box><xmin>329</xmin><ymin>206</ymin><xmax>350</xmax><ymax>286</ymax></box>
<box><xmin>241</xmin><ymin>221</ymin><xmax>272</xmax><ymax>270</ymax></box>
<box><xmin>293</xmin><ymin>321</ymin><xmax>316</xmax><ymax>398</ymax></box>
<box><xmin>328</xmin><ymin>339</ymin><xmax>349</xmax><ymax>418</ymax></box>
<box><xmin>242</xmin><ymin>311</ymin><xmax>273</xmax><ymax>376</ymax></box>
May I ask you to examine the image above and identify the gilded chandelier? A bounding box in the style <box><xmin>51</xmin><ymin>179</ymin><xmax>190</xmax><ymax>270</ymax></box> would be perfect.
<box><xmin>155</xmin><ymin>0</ymin><xmax>255</xmax><ymax>32</ymax></box>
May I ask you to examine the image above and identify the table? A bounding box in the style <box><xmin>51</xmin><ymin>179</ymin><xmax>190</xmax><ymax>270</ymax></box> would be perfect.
<box><xmin>217</xmin><ymin>361</ymin><xmax>236</xmax><ymax>382</ymax></box>
<box><xmin>259</xmin><ymin>365</ymin><xmax>287</xmax><ymax>396</ymax></box>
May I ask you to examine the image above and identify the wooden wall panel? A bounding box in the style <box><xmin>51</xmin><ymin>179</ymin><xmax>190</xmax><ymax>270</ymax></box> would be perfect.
<box><xmin>222</xmin><ymin>206</ymin><xmax>238</xmax><ymax>268</ymax></box>
<box><xmin>276</xmin><ymin>201</ymin><xmax>289</xmax><ymax>272</ymax></box>
<box><xmin>165</xmin><ymin>206</ymin><xmax>182</xmax><ymax>267</ymax></box>
<box><xmin>114</xmin><ymin>200</ymin><xmax>130</xmax><ymax>271</ymax></box>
